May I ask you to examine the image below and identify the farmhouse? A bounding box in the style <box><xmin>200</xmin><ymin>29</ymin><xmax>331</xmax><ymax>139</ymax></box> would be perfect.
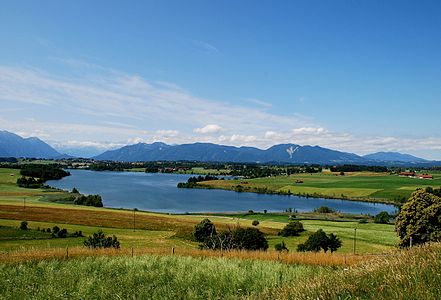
<box><xmin>398</xmin><ymin>172</ymin><xmax>433</xmax><ymax>180</ymax></box>
<box><xmin>399</xmin><ymin>172</ymin><xmax>416</xmax><ymax>177</ymax></box>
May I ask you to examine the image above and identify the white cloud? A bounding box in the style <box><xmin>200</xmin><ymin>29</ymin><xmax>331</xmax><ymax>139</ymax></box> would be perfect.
<box><xmin>156</xmin><ymin>130</ymin><xmax>179</xmax><ymax>137</ymax></box>
<box><xmin>292</xmin><ymin>127</ymin><xmax>327</xmax><ymax>134</ymax></box>
<box><xmin>0</xmin><ymin>61</ymin><xmax>440</xmax><ymax>159</ymax></box>
<box><xmin>230</xmin><ymin>134</ymin><xmax>258</xmax><ymax>143</ymax></box>
<box><xmin>194</xmin><ymin>124</ymin><xmax>222</xmax><ymax>134</ymax></box>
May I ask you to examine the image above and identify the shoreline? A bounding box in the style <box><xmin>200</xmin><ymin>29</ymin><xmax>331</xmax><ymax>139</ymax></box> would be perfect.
<box><xmin>186</xmin><ymin>183</ymin><xmax>401</xmax><ymax>207</ymax></box>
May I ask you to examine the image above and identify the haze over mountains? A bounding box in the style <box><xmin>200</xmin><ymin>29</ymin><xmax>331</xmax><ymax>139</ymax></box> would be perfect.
<box><xmin>0</xmin><ymin>130</ymin><xmax>437</xmax><ymax>166</ymax></box>
<box><xmin>0</xmin><ymin>130</ymin><xmax>61</xmax><ymax>158</ymax></box>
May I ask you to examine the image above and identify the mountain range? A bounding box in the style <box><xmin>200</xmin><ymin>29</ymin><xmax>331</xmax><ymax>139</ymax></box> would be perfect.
<box><xmin>93</xmin><ymin>141</ymin><xmax>435</xmax><ymax>166</ymax></box>
<box><xmin>0</xmin><ymin>130</ymin><xmax>438</xmax><ymax>166</ymax></box>
<box><xmin>0</xmin><ymin>130</ymin><xmax>62</xmax><ymax>159</ymax></box>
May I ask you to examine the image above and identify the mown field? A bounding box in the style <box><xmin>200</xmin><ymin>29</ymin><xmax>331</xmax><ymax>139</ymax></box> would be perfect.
<box><xmin>198</xmin><ymin>171</ymin><xmax>441</xmax><ymax>204</ymax></box>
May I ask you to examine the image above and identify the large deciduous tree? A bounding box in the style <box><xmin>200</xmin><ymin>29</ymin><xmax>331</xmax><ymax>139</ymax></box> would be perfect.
<box><xmin>395</xmin><ymin>190</ymin><xmax>441</xmax><ymax>247</ymax></box>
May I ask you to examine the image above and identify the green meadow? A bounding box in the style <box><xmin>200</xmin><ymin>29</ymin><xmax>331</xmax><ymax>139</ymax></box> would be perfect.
<box><xmin>0</xmin><ymin>168</ymin><xmax>398</xmax><ymax>254</ymax></box>
<box><xmin>199</xmin><ymin>171</ymin><xmax>441</xmax><ymax>204</ymax></box>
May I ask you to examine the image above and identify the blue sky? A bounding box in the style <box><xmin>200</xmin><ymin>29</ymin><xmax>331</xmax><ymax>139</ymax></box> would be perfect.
<box><xmin>0</xmin><ymin>0</ymin><xmax>440</xmax><ymax>158</ymax></box>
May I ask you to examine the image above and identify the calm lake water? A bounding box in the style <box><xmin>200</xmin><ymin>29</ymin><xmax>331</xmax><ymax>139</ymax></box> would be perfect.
<box><xmin>47</xmin><ymin>170</ymin><xmax>397</xmax><ymax>215</ymax></box>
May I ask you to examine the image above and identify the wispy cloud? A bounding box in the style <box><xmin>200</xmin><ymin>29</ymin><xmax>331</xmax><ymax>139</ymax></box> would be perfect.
<box><xmin>192</xmin><ymin>40</ymin><xmax>220</xmax><ymax>54</ymax></box>
<box><xmin>0</xmin><ymin>60</ymin><xmax>440</xmax><ymax>159</ymax></box>
<box><xmin>244</xmin><ymin>98</ymin><xmax>273</xmax><ymax>109</ymax></box>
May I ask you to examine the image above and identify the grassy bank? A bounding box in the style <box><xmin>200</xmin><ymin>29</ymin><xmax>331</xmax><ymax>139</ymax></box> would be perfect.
<box><xmin>259</xmin><ymin>243</ymin><xmax>441</xmax><ymax>300</ymax></box>
<box><xmin>0</xmin><ymin>254</ymin><xmax>321</xmax><ymax>299</ymax></box>
<box><xmin>0</xmin><ymin>244</ymin><xmax>439</xmax><ymax>300</ymax></box>
<box><xmin>197</xmin><ymin>171</ymin><xmax>441</xmax><ymax>204</ymax></box>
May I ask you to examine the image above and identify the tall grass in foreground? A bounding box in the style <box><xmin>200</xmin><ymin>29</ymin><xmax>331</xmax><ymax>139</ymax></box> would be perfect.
<box><xmin>0</xmin><ymin>246</ymin><xmax>369</xmax><ymax>266</ymax></box>
<box><xmin>0</xmin><ymin>255</ymin><xmax>322</xmax><ymax>300</ymax></box>
<box><xmin>258</xmin><ymin>243</ymin><xmax>441</xmax><ymax>300</ymax></box>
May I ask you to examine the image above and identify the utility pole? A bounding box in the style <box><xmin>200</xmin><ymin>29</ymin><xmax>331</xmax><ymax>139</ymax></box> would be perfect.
<box><xmin>353</xmin><ymin>228</ymin><xmax>357</xmax><ymax>254</ymax></box>
<box><xmin>133</xmin><ymin>208</ymin><xmax>136</xmax><ymax>232</ymax></box>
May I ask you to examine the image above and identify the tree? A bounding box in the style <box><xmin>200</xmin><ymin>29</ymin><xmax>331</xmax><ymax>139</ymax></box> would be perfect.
<box><xmin>52</xmin><ymin>226</ymin><xmax>60</xmax><ymax>234</ymax></box>
<box><xmin>201</xmin><ymin>227</ymin><xmax>268</xmax><ymax>251</ymax></box>
<box><xmin>395</xmin><ymin>190</ymin><xmax>441</xmax><ymax>247</ymax></box>
<box><xmin>328</xmin><ymin>233</ymin><xmax>342</xmax><ymax>253</ymax></box>
<box><xmin>274</xmin><ymin>241</ymin><xmax>289</xmax><ymax>252</ymax></box>
<box><xmin>314</xmin><ymin>206</ymin><xmax>335</xmax><ymax>213</ymax></box>
<box><xmin>230</xmin><ymin>227</ymin><xmax>268</xmax><ymax>251</ymax></box>
<box><xmin>297</xmin><ymin>229</ymin><xmax>342</xmax><ymax>253</ymax></box>
<box><xmin>193</xmin><ymin>219</ymin><xmax>217</xmax><ymax>242</ymax></box>
<box><xmin>279</xmin><ymin>221</ymin><xmax>305</xmax><ymax>237</ymax></box>
<box><xmin>374</xmin><ymin>211</ymin><xmax>391</xmax><ymax>224</ymax></box>
<box><xmin>57</xmin><ymin>228</ymin><xmax>68</xmax><ymax>238</ymax></box>
<box><xmin>19</xmin><ymin>221</ymin><xmax>28</xmax><ymax>230</ymax></box>
<box><xmin>72</xmin><ymin>187</ymin><xmax>79</xmax><ymax>193</ymax></box>
<box><xmin>84</xmin><ymin>230</ymin><xmax>120</xmax><ymax>249</ymax></box>
<box><xmin>252</xmin><ymin>220</ymin><xmax>259</xmax><ymax>226</ymax></box>
<box><xmin>74</xmin><ymin>194</ymin><xmax>103</xmax><ymax>207</ymax></box>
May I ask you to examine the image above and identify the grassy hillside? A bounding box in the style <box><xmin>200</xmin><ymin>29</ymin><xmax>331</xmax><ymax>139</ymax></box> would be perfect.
<box><xmin>259</xmin><ymin>243</ymin><xmax>441</xmax><ymax>300</ymax></box>
<box><xmin>0</xmin><ymin>244</ymin><xmax>439</xmax><ymax>300</ymax></box>
<box><xmin>198</xmin><ymin>171</ymin><xmax>441</xmax><ymax>204</ymax></box>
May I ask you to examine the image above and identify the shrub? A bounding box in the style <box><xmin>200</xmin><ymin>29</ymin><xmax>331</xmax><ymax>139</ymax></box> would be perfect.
<box><xmin>314</xmin><ymin>206</ymin><xmax>335</xmax><ymax>213</ymax></box>
<box><xmin>374</xmin><ymin>211</ymin><xmax>391</xmax><ymax>224</ymax></box>
<box><xmin>52</xmin><ymin>226</ymin><xmax>60</xmax><ymax>234</ymax></box>
<box><xmin>358</xmin><ymin>219</ymin><xmax>368</xmax><ymax>224</ymax></box>
<box><xmin>297</xmin><ymin>229</ymin><xmax>342</xmax><ymax>253</ymax></box>
<box><xmin>74</xmin><ymin>194</ymin><xmax>103</xmax><ymax>207</ymax></box>
<box><xmin>279</xmin><ymin>221</ymin><xmax>305</xmax><ymax>237</ymax></box>
<box><xmin>252</xmin><ymin>220</ymin><xmax>259</xmax><ymax>226</ymax></box>
<box><xmin>84</xmin><ymin>230</ymin><xmax>120</xmax><ymax>249</ymax></box>
<box><xmin>274</xmin><ymin>241</ymin><xmax>289</xmax><ymax>252</ymax></box>
<box><xmin>395</xmin><ymin>190</ymin><xmax>441</xmax><ymax>247</ymax></box>
<box><xmin>73</xmin><ymin>231</ymin><xmax>84</xmax><ymax>237</ymax></box>
<box><xmin>57</xmin><ymin>228</ymin><xmax>68</xmax><ymax>238</ymax></box>
<box><xmin>193</xmin><ymin>219</ymin><xmax>217</xmax><ymax>242</ymax></box>
<box><xmin>19</xmin><ymin>221</ymin><xmax>28</xmax><ymax>230</ymax></box>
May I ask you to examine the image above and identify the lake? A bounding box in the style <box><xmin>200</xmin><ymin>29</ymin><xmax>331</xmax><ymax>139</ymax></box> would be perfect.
<box><xmin>47</xmin><ymin>170</ymin><xmax>397</xmax><ymax>215</ymax></box>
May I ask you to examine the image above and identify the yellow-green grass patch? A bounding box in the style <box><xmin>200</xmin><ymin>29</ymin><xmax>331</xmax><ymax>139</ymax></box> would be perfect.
<box><xmin>278</xmin><ymin>185</ymin><xmax>381</xmax><ymax>198</ymax></box>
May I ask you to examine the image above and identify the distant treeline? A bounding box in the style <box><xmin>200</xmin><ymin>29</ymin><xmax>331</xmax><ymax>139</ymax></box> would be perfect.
<box><xmin>329</xmin><ymin>165</ymin><xmax>389</xmax><ymax>173</ymax></box>
<box><xmin>20</xmin><ymin>164</ymin><xmax>70</xmax><ymax>181</ymax></box>
<box><xmin>16</xmin><ymin>164</ymin><xmax>70</xmax><ymax>189</ymax></box>
<box><xmin>0</xmin><ymin>157</ymin><xmax>18</xmax><ymax>163</ymax></box>
<box><xmin>87</xmin><ymin>161</ymin><xmax>323</xmax><ymax>178</ymax></box>
<box><xmin>177</xmin><ymin>175</ymin><xmax>219</xmax><ymax>188</ymax></box>
<box><xmin>230</xmin><ymin>165</ymin><xmax>322</xmax><ymax>178</ymax></box>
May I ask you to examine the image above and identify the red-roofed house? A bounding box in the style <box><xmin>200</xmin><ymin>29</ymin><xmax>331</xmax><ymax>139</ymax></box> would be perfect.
<box><xmin>399</xmin><ymin>172</ymin><xmax>416</xmax><ymax>177</ymax></box>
